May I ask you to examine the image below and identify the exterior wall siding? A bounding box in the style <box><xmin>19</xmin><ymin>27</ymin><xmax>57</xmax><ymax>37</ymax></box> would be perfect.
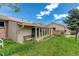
<box><xmin>7</xmin><ymin>21</ymin><xmax>17</xmax><ymax>42</ymax></box>
<box><xmin>48</xmin><ymin>23</ymin><xmax>66</xmax><ymax>35</ymax></box>
<box><xmin>0</xmin><ymin>21</ymin><xmax>7</xmax><ymax>39</ymax></box>
<box><xmin>51</xmin><ymin>24</ymin><xmax>65</xmax><ymax>31</ymax></box>
<box><xmin>17</xmin><ymin>26</ymin><xmax>32</xmax><ymax>43</ymax></box>
<box><xmin>0</xmin><ymin>28</ymin><xmax>6</xmax><ymax>38</ymax></box>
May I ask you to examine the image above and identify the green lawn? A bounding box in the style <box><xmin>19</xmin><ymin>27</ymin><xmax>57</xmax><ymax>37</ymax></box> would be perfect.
<box><xmin>0</xmin><ymin>35</ymin><xmax>79</xmax><ymax>56</ymax></box>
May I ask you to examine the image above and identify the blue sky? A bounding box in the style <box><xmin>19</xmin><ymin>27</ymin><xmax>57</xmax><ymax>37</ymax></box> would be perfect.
<box><xmin>0</xmin><ymin>3</ymin><xmax>79</xmax><ymax>24</ymax></box>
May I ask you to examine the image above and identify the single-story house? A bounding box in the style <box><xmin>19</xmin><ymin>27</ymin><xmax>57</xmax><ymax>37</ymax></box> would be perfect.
<box><xmin>0</xmin><ymin>14</ymin><xmax>71</xmax><ymax>43</ymax></box>
<box><xmin>48</xmin><ymin>22</ymin><xmax>71</xmax><ymax>35</ymax></box>
<box><xmin>0</xmin><ymin>14</ymin><xmax>53</xmax><ymax>43</ymax></box>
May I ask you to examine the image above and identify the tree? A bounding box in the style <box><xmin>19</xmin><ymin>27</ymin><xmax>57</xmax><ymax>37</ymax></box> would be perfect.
<box><xmin>0</xmin><ymin>3</ymin><xmax>20</xmax><ymax>12</ymax></box>
<box><xmin>64</xmin><ymin>8</ymin><xmax>79</xmax><ymax>41</ymax></box>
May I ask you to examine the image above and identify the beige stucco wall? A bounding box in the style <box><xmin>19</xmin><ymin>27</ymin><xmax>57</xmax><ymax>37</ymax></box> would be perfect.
<box><xmin>48</xmin><ymin>23</ymin><xmax>66</xmax><ymax>34</ymax></box>
<box><xmin>0</xmin><ymin>21</ymin><xmax>7</xmax><ymax>39</ymax></box>
<box><xmin>51</xmin><ymin>24</ymin><xmax>65</xmax><ymax>30</ymax></box>
<box><xmin>65</xmin><ymin>28</ymin><xmax>71</xmax><ymax>35</ymax></box>
<box><xmin>17</xmin><ymin>26</ymin><xmax>32</xmax><ymax>43</ymax></box>
<box><xmin>0</xmin><ymin>28</ymin><xmax>6</xmax><ymax>38</ymax></box>
<box><xmin>7</xmin><ymin>21</ymin><xmax>17</xmax><ymax>42</ymax></box>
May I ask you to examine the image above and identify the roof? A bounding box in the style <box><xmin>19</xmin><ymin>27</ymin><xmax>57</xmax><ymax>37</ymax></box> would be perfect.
<box><xmin>0</xmin><ymin>14</ymin><xmax>20</xmax><ymax>22</ymax></box>
<box><xmin>0</xmin><ymin>14</ymin><xmax>32</xmax><ymax>23</ymax></box>
<box><xmin>18</xmin><ymin>22</ymin><xmax>47</xmax><ymax>27</ymax></box>
<box><xmin>50</xmin><ymin>22</ymin><xmax>65</xmax><ymax>26</ymax></box>
<box><xmin>0</xmin><ymin>14</ymin><xmax>47</xmax><ymax>27</ymax></box>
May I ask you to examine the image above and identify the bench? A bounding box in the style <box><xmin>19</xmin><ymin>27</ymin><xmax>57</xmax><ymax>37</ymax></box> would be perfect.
<box><xmin>23</xmin><ymin>35</ymin><xmax>32</xmax><ymax>40</ymax></box>
<box><xmin>0</xmin><ymin>39</ymin><xmax>3</xmax><ymax>48</ymax></box>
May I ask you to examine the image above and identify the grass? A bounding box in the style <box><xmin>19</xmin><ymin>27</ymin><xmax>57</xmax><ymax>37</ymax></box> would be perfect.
<box><xmin>0</xmin><ymin>35</ymin><xmax>79</xmax><ymax>56</ymax></box>
<box><xmin>15</xmin><ymin>35</ymin><xmax>79</xmax><ymax>56</ymax></box>
<box><xmin>0</xmin><ymin>38</ymin><xmax>35</xmax><ymax>56</ymax></box>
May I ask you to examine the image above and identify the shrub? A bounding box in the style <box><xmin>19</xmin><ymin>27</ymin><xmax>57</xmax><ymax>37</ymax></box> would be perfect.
<box><xmin>0</xmin><ymin>39</ymin><xmax>34</xmax><ymax>56</ymax></box>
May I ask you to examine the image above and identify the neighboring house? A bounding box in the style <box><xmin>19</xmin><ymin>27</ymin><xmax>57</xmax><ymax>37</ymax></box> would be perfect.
<box><xmin>48</xmin><ymin>22</ymin><xmax>71</xmax><ymax>35</ymax></box>
<box><xmin>0</xmin><ymin>14</ymin><xmax>53</xmax><ymax>43</ymax></box>
<box><xmin>64</xmin><ymin>26</ymin><xmax>71</xmax><ymax>35</ymax></box>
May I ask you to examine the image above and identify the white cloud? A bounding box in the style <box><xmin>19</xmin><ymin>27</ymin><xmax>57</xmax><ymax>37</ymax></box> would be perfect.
<box><xmin>36</xmin><ymin>11</ymin><xmax>50</xmax><ymax>17</ymax></box>
<box><xmin>53</xmin><ymin>14</ymin><xmax>68</xmax><ymax>19</ymax></box>
<box><xmin>40</xmin><ymin>11</ymin><xmax>45</xmax><ymax>16</ymax></box>
<box><xmin>40</xmin><ymin>11</ymin><xmax>50</xmax><ymax>16</ymax></box>
<box><xmin>36</xmin><ymin>16</ymin><xmax>42</xmax><ymax>19</ymax></box>
<box><xmin>76</xmin><ymin>6</ymin><xmax>79</xmax><ymax>9</ymax></box>
<box><xmin>36</xmin><ymin>14</ymin><xmax>41</xmax><ymax>17</ymax></box>
<box><xmin>36</xmin><ymin>3</ymin><xmax>59</xmax><ymax>19</ymax></box>
<box><xmin>36</xmin><ymin>11</ymin><xmax>51</xmax><ymax>19</ymax></box>
<box><xmin>45</xmin><ymin>11</ymin><xmax>50</xmax><ymax>15</ymax></box>
<box><xmin>45</xmin><ymin>3</ymin><xmax>59</xmax><ymax>11</ymax></box>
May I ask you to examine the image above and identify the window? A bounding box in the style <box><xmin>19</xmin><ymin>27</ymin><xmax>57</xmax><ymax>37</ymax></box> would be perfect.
<box><xmin>53</xmin><ymin>27</ymin><xmax>56</xmax><ymax>30</ymax></box>
<box><xmin>0</xmin><ymin>22</ymin><xmax>4</xmax><ymax>27</ymax></box>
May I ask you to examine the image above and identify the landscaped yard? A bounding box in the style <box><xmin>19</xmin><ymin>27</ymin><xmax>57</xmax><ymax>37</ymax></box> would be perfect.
<box><xmin>0</xmin><ymin>35</ymin><xmax>79</xmax><ymax>56</ymax></box>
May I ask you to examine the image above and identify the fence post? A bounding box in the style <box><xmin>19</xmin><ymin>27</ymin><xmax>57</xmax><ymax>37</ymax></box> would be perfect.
<box><xmin>0</xmin><ymin>39</ymin><xmax>3</xmax><ymax>48</ymax></box>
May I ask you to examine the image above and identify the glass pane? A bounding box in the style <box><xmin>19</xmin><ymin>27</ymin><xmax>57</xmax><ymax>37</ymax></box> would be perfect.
<box><xmin>0</xmin><ymin>22</ymin><xmax>4</xmax><ymax>27</ymax></box>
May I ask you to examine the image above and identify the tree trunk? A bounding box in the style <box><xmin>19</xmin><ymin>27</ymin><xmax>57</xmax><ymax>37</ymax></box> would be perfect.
<box><xmin>75</xmin><ymin>29</ymin><xmax>78</xmax><ymax>41</ymax></box>
<box><xmin>75</xmin><ymin>32</ymin><xmax>77</xmax><ymax>41</ymax></box>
